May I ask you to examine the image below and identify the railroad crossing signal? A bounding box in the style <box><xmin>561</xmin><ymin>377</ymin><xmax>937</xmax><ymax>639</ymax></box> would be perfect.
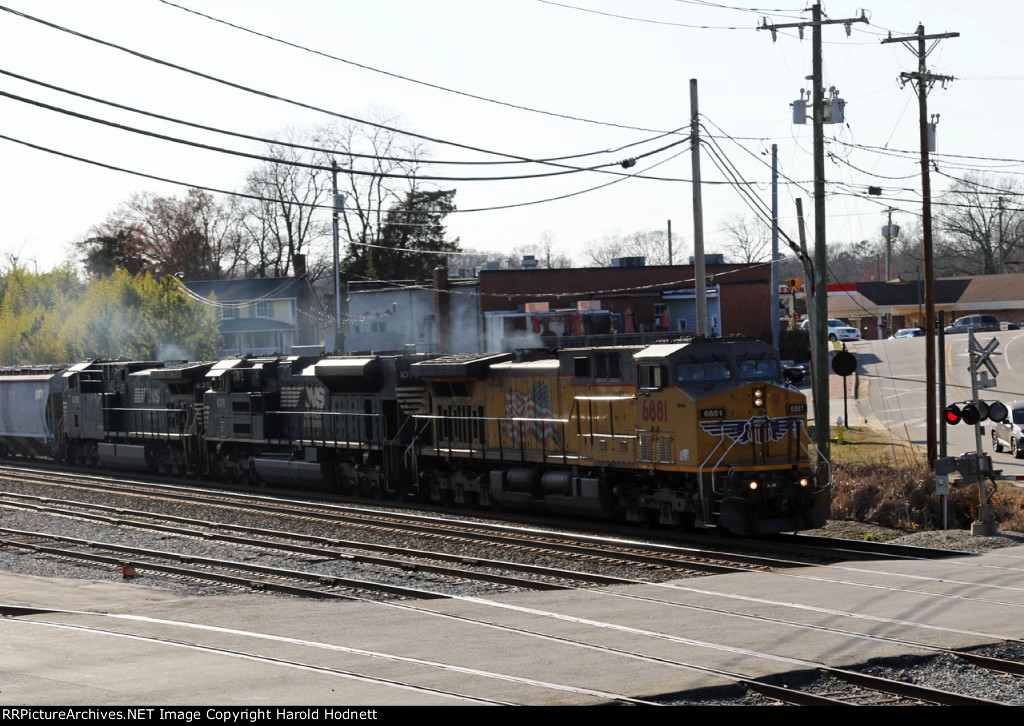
<box><xmin>969</xmin><ymin>329</ymin><xmax>1000</xmax><ymax>382</ymax></box>
<box><xmin>943</xmin><ymin>400</ymin><xmax>1007</xmax><ymax>426</ymax></box>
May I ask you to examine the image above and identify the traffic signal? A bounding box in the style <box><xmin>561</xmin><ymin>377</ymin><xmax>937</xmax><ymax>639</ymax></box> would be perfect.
<box><xmin>945</xmin><ymin>400</ymin><xmax>1002</xmax><ymax>425</ymax></box>
<box><xmin>961</xmin><ymin>402</ymin><xmax>983</xmax><ymax>426</ymax></box>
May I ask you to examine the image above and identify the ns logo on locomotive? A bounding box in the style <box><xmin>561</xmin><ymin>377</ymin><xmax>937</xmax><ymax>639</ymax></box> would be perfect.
<box><xmin>0</xmin><ymin>337</ymin><xmax>825</xmax><ymax>535</ymax></box>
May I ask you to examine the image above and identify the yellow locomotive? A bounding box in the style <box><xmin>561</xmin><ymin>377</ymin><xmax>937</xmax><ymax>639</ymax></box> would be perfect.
<box><xmin>413</xmin><ymin>337</ymin><xmax>827</xmax><ymax>534</ymax></box>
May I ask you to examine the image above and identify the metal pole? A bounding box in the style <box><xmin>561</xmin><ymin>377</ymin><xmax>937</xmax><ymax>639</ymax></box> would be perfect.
<box><xmin>771</xmin><ymin>144</ymin><xmax>780</xmax><ymax>351</ymax></box>
<box><xmin>331</xmin><ymin>160</ymin><xmax>344</xmax><ymax>354</ymax></box>
<box><xmin>667</xmin><ymin>219</ymin><xmax>673</xmax><ymax>266</ymax></box>
<box><xmin>938</xmin><ymin>311</ymin><xmax>947</xmax><ymax>458</ymax></box>
<box><xmin>690</xmin><ymin>79</ymin><xmax>707</xmax><ymax>337</ymax></box>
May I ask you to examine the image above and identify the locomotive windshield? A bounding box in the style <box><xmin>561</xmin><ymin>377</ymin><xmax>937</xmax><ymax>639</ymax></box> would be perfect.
<box><xmin>676</xmin><ymin>361</ymin><xmax>731</xmax><ymax>383</ymax></box>
<box><xmin>737</xmin><ymin>357</ymin><xmax>780</xmax><ymax>380</ymax></box>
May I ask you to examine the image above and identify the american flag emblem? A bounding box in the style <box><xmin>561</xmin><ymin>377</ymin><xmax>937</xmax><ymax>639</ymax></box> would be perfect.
<box><xmin>503</xmin><ymin>383</ymin><xmax>562</xmax><ymax>447</ymax></box>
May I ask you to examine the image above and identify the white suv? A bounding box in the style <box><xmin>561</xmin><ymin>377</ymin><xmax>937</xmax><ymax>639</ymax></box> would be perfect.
<box><xmin>800</xmin><ymin>318</ymin><xmax>861</xmax><ymax>342</ymax></box>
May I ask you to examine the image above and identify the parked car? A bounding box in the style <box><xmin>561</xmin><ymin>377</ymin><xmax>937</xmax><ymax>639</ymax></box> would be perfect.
<box><xmin>891</xmin><ymin>327</ymin><xmax>924</xmax><ymax>339</ymax></box>
<box><xmin>800</xmin><ymin>318</ymin><xmax>861</xmax><ymax>342</ymax></box>
<box><xmin>992</xmin><ymin>402</ymin><xmax>1024</xmax><ymax>458</ymax></box>
<box><xmin>944</xmin><ymin>314</ymin><xmax>1000</xmax><ymax>334</ymax></box>
<box><xmin>781</xmin><ymin>360</ymin><xmax>807</xmax><ymax>385</ymax></box>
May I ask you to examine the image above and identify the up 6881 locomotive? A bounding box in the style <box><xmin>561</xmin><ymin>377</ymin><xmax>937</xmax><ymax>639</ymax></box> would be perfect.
<box><xmin>0</xmin><ymin>337</ymin><xmax>828</xmax><ymax>535</ymax></box>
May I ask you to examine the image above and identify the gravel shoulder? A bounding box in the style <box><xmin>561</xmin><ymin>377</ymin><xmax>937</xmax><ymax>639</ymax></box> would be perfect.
<box><xmin>806</xmin><ymin>518</ymin><xmax>1024</xmax><ymax>552</ymax></box>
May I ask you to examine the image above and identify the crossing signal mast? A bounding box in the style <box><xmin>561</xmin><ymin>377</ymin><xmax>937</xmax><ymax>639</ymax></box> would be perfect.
<box><xmin>938</xmin><ymin>330</ymin><xmax>1004</xmax><ymax>535</ymax></box>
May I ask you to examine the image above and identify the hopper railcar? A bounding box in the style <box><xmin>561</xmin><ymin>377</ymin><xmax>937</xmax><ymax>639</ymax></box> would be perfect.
<box><xmin>0</xmin><ymin>337</ymin><xmax>827</xmax><ymax>535</ymax></box>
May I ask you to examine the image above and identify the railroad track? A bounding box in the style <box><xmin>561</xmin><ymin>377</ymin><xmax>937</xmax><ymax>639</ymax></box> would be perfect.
<box><xmin>0</xmin><ymin>494</ymin><xmax>642</xmax><ymax>594</ymax></box>
<box><xmin>0</xmin><ymin>461</ymin><xmax>965</xmax><ymax>568</ymax></box>
<box><xmin>8</xmin><ymin>462</ymin><xmax>1022</xmax><ymax>704</ymax></box>
<box><xmin>744</xmin><ymin>667</ymin><xmax>1006</xmax><ymax>706</ymax></box>
<box><xmin>0</xmin><ymin>465</ymin><xmax>833</xmax><ymax>579</ymax></box>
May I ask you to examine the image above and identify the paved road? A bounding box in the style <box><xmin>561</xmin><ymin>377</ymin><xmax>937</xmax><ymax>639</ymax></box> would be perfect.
<box><xmin>828</xmin><ymin>331</ymin><xmax>1024</xmax><ymax>478</ymax></box>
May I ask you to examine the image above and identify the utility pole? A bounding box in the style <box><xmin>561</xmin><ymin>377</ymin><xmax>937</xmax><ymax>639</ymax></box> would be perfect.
<box><xmin>760</xmin><ymin>5</ymin><xmax>867</xmax><ymax>484</ymax></box>
<box><xmin>882</xmin><ymin>207</ymin><xmax>899</xmax><ymax>337</ymax></box>
<box><xmin>997</xmin><ymin>197</ymin><xmax>1006</xmax><ymax>274</ymax></box>
<box><xmin>882</xmin><ymin>25</ymin><xmax>958</xmax><ymax>465</ymax></box>
<box><xmin>771</xmin><ymin>144</ymin><xmax>780</xmax><ymax>352</ymax></box>
<box><xmin>690</xmin><ymin>79</ymin><xmax>707</xmax><ymax>336</ymax></box>
<box><xmin>882</xmin><ymin>207</ymin><xmax>899</xmax><ymax>282</ymax></box>
<box><xmin>667</xmin><ymin>219</ymin><xmax>673</xmax><ymax>266</ymax></box>
<box><xmin>331</xmin><ymin>160</ymin><xmax>345</xmax><ymax>354</ymax></box>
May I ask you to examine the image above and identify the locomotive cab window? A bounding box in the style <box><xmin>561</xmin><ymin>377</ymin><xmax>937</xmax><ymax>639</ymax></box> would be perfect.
<box><xmin>638</xmin><ymin>363</ymin><xmax>666</xmax><ymax>391</ymax></box>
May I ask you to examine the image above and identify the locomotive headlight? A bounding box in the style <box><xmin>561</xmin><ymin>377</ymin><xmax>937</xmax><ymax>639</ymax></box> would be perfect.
<box><xmin>752</xmin><ymin>387</ymin><xmax>765</xmax><ymax>408</ymax></box>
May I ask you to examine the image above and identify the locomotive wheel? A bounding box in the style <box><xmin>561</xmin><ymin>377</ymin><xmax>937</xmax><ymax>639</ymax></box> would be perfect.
<box><xmin>359</xmin><ymin>476</ymin><xmax>384</xmax><ymax>499</ymax></box>
<box><xmin>673</xmin><ymin>512</ymin><xmax>696</xmax><ymax>532</ymax></box>
<box><xmin>336</xmin><ymin>472</ymin><xmax>357</xmax><ymax>496</ymax></box>
<box><xmin>247</xmin><ymin>464</ymin><xmax>265</xmax><ymax>488</ymax></box>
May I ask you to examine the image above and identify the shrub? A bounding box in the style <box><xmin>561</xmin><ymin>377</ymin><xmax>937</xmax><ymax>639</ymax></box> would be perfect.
<box><xmin>830</xmin><ymin>459</ymin><xmax>983</xmax><ymax>530</ymax></box>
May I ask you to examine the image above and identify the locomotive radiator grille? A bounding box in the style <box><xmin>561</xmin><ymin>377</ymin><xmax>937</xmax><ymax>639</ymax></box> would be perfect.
<box><xmin>397</xmin><ymin>386</ymin><xmax>428</xmax><ymax>415</ymax></box>
<box><xmin>639</xmin><ymin>434</ymin><xmax>673</xmax><ymax>463</ymax></box>
<box><xmin>639</xmin><ymin>434</ymin><xmax>653</xmax><ymax>462</ymax></box>
<box><xmin>279</xmin><ymin>387</ymin><xmax>302</xmax><ymax>409</ymax></box>
<box><xmin>657</xmin><ymin>435</ymin><xmax>672</xmax><ymax>463</ymax></box>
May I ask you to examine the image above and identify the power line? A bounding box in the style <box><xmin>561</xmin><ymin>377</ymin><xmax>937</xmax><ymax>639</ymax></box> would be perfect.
<box><xmin>0</xmin><ymin>68</ymin><xmax>681</xmax><ymax>169</ymax></box>
<box><xmin>3</xmin><ymin>87</ymin><xmax>694</xmax><ymax>183</ymax></box>
<box><xmin>155</xmin><ymin>0</ymin><xmax>671</xmax><ymax>135</ymax></box>
<box><xmin>0</xmin><ymin>131</ymin><xmax>691</xmax><ymax>217</ymax></box>
<box><xmin>0</xmin><ymin>4</ymin><xmax>649</xmax><ymax>169</ymax></box>
<box><xmin>535</xmin><ymin>0</ymin><xmax>768</xmax><ymax>29</ymax></box>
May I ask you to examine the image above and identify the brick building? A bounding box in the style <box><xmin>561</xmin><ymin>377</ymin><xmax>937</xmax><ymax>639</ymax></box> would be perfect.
<box><xmin>478</xmin><ymin>263</ymin><xmax>774</xmax><ymax>351</ymax></box>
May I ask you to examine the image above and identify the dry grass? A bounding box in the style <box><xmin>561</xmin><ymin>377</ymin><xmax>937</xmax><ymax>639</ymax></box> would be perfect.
<box><xmin>830</xmin><ymin>458</ymin><xmax>977</xmax><ymax>530</ymax></box>
<box><xmin>818</xmin><ymin>425</ymin><xmax>1024</xmax><ymax>531</ymax></box>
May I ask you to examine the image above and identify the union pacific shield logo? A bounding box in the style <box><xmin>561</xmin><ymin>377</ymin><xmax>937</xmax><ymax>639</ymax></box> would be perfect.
<box><xmin>699</xmin><ymin>415</ymin><xmax>803</xmax><ymax>444</ymax></box>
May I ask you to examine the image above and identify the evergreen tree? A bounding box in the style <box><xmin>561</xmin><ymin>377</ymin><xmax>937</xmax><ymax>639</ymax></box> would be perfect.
<box><xmin>343</xmin><ymin>189</ymin><xmax>459</xmax><ymax>280</ymax></box>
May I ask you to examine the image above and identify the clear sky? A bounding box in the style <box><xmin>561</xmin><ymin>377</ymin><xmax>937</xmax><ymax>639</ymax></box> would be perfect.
<box><xmin>0</xmin><ymin>0</ymin><xmax>1016</xmax><ymax>274</ymax></box>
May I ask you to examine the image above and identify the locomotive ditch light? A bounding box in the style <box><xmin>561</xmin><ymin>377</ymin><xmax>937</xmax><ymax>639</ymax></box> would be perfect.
<box><xmin>748</xmin><ymin>480</ymin><xmax>759</xmax><ymax>491</ymax></box>
<box><xmin>944</xmin><ymin>404</ymin><xmax>962</xmax><ymax>425</ymax></box>
<box><xmin>799</xmin><ymin>477</ymin><xmax>810</xmax><ymax>488</ymax></box>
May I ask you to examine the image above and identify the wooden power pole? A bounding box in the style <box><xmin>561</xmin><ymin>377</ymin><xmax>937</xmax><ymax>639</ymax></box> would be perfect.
<box><xmin>882</xmin><ymin>25</ymin><xmax>958</xmax><ymax>465</ymax></box>
<box><xmin>760</xmin><ymin>4</ymin><xmax>867</xmax><ymax>485</ymax></box>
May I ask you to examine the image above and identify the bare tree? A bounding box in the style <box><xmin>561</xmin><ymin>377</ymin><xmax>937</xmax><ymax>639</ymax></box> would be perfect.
<box><xmin>242</xmin><ymin>130</ymin><xmax>331</xmax><ymax>279</ymax></box>
<box><xmin>313</xmin><ymin>117</ymin><xmax>425</xmax><ymax>281</ymax></box>
<box><xmin>721</xmin><ymin>214</ymin><xmax>771</xmax><ymax>264</ymax></box>
<box><xmin>451</xmin><ymin>232</ymin><xmax>575</xmax><ymax>274</ymax></box>
<box><xmin>584</xmin><ymin>229</ymin><xmax>670</xmax><ymax>267</ymax></box>
<box><xmin>936</xmin><ymin>174</ymin><xmax>1024</xmax><ymax>275</ymax></box>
